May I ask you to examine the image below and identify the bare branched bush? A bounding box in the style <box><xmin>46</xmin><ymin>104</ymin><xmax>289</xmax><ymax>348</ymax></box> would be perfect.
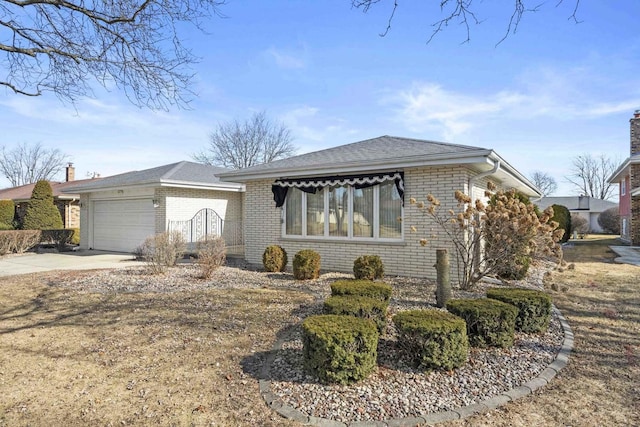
<box><xmin>411</xmin><ymin>183</ymin><xmax>562</xmax><ymax>290</ymax></box>
<box><xmin>138</xmin><ymin>231</ymin><xmax>186</xmax><ymax>275</ymax></box>
<box><xmin>0</xmin><ymin>230</ymin><xmax>41</xmax><ymax>255</ymax></box>
<box><xmin>571</xmin><ymin>214</ymin><xmax>590</xmax><ymax>237</ymax></box>
<box><xmin>196</xmin><ymin>235</ymin><xmax>226</xmax><ymax>279</ymax></box>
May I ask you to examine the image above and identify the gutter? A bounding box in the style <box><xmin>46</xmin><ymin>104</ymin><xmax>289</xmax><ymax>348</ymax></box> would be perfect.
<box><xmin>468</xmin><ymin>158</ymin><xmax>500</xmax><ymax>197</ymax></box>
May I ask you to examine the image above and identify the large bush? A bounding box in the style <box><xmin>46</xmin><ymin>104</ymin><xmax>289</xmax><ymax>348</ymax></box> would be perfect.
<box><xmin>446</xmin><ymin>298</ymin><xmax>518</xmax><ymax>348</ymax></box>
<box><xmin>486</xmin><ymin>287</ymin><xmax>552</xmax><ymax>333</ymax></box>
<box><xmin>324</xmin><ymin>294</ymin><xmax>389</xmax><ymax>333</ymax></box>
<box><xmin>302</xmin><ymin>314</ymin><xmax>378</xmax><ymax>384</ymax></box>
<box><xmin>0</xmin><ymin>199</ymin><xmax>15</xmax><ymax>228</ymax></box>
<box><xmin>551</xmin><ymin>204</ymin><xmax>571</xmax><ymax>243</ymax></box>
<box><xmin>393</xmin><ymin>309</ymin><xmax>469</xmax><ymax>371</ymax></box>
<box><xmin>330</xmin><ymin>279</ymin><xmax>392</xmax><ymax>302</ymax></box>
<box><xmin>293</xmin><ymin>249</ymin><xmax>321</xmax><ymax>280</ymax></box>
<box><xmin>262</xmin><ymin>245</ymin><xmax>287</xmax><ymax>272</ymax></box>
<box><xmin>598</xmin><ymin>207</ymin><xmax>620</xmax><ymax>234</ymax></box>
<box><xmin>353</xmin><ymin>255</ymin><xmax>384</xmax><ymax>280</ymax></box>
<box><xmin>22</xmin><ymin>180</ymin><xmax>63</xmax><ymax>230</ymax></box>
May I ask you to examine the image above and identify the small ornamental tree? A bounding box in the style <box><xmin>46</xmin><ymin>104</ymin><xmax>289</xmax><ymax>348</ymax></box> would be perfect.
<box><xmin>22</xmin><ymin>180</ymin><xmax>63</xmax><ymax>230</ymax></box>
<box><xmin>411</xmin><ymin>183</ymin><xmax>563</xmax><ymax>290</ymax></box>
<box><xmin>598</xmin><ymin>207</ymin><xmax>620</xmax><ymax>234</ymax></box>
<box><xmin>570</xmin><ymin>213</ymin><xmax>589</xmax><ymax>236</ymax></box>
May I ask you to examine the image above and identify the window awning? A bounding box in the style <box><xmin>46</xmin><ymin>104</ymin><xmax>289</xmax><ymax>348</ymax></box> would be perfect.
<box><xmin>271</xmin><ymin>171</ymin><xmax>404</xmax><ymax>207</ymax></box>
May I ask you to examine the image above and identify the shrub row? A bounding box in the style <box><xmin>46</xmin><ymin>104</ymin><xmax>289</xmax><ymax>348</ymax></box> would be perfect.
<box><xmin>0</xmin><ymin>230</ymin><xmax>41</xmax><ymax>255</ymax></box>
<box><xmin>486</xmin><ymin>287</ymin><xmax>552</xmax><ymax>333</ymax></box>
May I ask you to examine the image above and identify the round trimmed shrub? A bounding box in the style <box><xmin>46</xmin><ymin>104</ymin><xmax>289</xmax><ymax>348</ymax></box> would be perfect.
<box><xmin>446</xmin><ymin>298</ymin><xmax>518</xmax><ymax>348</ymax></box>
<box><xmin>353</xmin><ymin>255</ymin><xmax>384</xmax><ymax>280</ymax></box>
<box><xmin>293</xmin><ymin>249</ymin><xmax>321</xmax><ymax>280</ymax></box>
<box><xmin>330</xmin><ymin>279</ymin><xmax>392</xmax><ymax>302</ymax></box>
<box><xmin>393</xmin><ymin>309</ymin><xmax>469</xmax><ymax>371</ymax></box>
<box><xmin>486</xmin><ymin>287</ymin><xmax>552</xmax><ymax>333</ymax></box>
<box><xmin>324</xmin><ymin>294</ymin><xmax>388</xmax><ymax>333</ymax></box>
<box><xmin>302</xmin><ymin>314</ymin><xmax>378</xmax><ymax>384</ymax></box>
<box><xmin>262</xmin><ymin>245</ymin><xmax>288</xmax><ymax>272</ymax></box>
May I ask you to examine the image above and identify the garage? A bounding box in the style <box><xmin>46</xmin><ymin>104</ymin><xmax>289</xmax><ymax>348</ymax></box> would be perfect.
<box><xmin>92</xmin><ymin>199</ymin><xmax>156</xmax><ymax>252</ymax></box>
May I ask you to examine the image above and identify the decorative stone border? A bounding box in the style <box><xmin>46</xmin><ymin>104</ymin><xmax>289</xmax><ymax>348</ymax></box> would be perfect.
<box><xmin>259</xmin><ymin>306</ymin><xmax>573</xmax><ymax>427</ymax></box>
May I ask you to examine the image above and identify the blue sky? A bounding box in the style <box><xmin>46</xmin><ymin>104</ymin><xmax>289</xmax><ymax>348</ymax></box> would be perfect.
<box><xmin>1</xmin><ymin>0</ymin><xmax>639</xmax><ymax>197</ymax></box>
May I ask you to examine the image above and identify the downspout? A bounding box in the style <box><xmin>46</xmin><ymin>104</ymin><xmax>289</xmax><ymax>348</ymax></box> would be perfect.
<box><xmin>468</xmin><ymin>158</ymin><xmax>500</xmax><ymax>198</ymax></box>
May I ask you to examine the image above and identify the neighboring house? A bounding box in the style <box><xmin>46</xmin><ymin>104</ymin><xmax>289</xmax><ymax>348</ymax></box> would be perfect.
<box><xmin>608</xmin><ymin>110</ymin><xmax>640</xmax><ymax>245</ymax></box>
<box><xmin>534</xmin><ymin>196</ymin><xmax>618</xmax><ymax>233</ymax></box>
<box><xmin>218</xmin><ymin>135</ymin><xmax>541</xmax><ymax>278</ymax></box>
<box><xmin>0</xmin><ymin>164</ymin><xmax>91</xmax><ymax>229</ymax></box>
<box><xmin>66</xmin><ymin>161</ymin><xmax>245</xmax><ymax>253</ymax></box>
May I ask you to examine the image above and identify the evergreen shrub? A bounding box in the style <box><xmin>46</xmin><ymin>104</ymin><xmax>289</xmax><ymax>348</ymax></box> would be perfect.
<box><xmin>293</xmin><ymin>249</ymin><xmax>321</xmax><ymax>280</ymax></box>
<box><xmin>22</xmin><ymin>181</ymin><xmax>63</xmax><ymax>230</ymax></box>
<box><xmin>446</xmin><ymin>298</ymin><xmax>517</xmax><ymax>348</ymax></box>
<box><xmin>0</xmin><ymin>199</ymin><xmax>14</xmax><ymax>228</ymax></box>
<box><xmin>330</xmin><ymin>279</ymin><xmax>392</xmax><ymax>302</ymax></box>
<box><xmin>262</xmin><ymin>245</ymin><xmax>288</xmax><ymax>272</ymax></box>
<box><xmin>353</xmin><ymin>255</ymin><xmax>384</xmax><ymax>280</ymax></box>
<box><xmin>302</xmin><ymin>314</ymin><xmax>378</xmax><ymax>384</ymax></box>
<box><xmin>486</xmin><ymin>287</ymin><xmax>552</xmax><ymax>333</ymax></box>
<box><xmin>393</xmin><ymin>309</ymin><xmax>469</xmax><ymax>371</ymax></box>
<box><xmin>324</xmin><ymin>294</ymin><xmax>388</xmax><ymax>333</ymax></box>
<box><xmin>551</xmin><ymin>204</ymin><xmax>571</xmax><ymax>243</ymax></box>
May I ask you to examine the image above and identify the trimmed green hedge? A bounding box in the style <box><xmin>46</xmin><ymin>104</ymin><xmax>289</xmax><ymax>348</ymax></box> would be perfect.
<box><xmin>330</xmin><ymin>279</ymin><xmax>392</xmax><ymax>302</ymax></box>
<box><xmin>0</xmin><ymin>199</ymin><xmax>14</xmax><ymax>228</ymax></box>
<box><xmin>353</xmin><ymin>255</ymin><xmax>384</xmax><ymax>280</ymax></box>
<box><xmin>446</xmin><ymin>298</ymin><xmax>518</xmax><ymax>348</ymax></box>
<box><xmin>302</xmin><ymin>314</ymin><xmax>378</xmax><ymax>384</ymax></box>
<box><xmin>324</xmin><ymin>295</ymin><xmax>388</xmax><ymax>333</ymax></box>
<box><xmin>293</xmin><ymin>249</ymin><xmax>321</xmax><ymax>280</ymax></box>
<box><xmin>393</xmin><ymin>309</ymin><xmax>469</xmax><ymax>371</ymax></box>
<box><xmin>486</xmin><ymin>287</ymin><xmax>552</xmax><ymax>333</ymax></box>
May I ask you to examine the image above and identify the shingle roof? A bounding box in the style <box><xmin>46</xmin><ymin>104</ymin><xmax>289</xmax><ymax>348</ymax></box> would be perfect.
<box><xmin>65</xmin><ymin>161</ymin><xmax>241</xmax><ymax>192</ymax></box>
<box><xmin>218</xmin><ymin>135</ymin><xmax>492</xmax><ymax>180</ymax></box>
<box><xmin>534</xmin><ymin>196</ymin><xmax>618</xmax><ymax>213</ymax></box>
<box><xmin>0</xmin><ymin>178</ymin><xmax>99</xmax><ymax>201</ymax></box>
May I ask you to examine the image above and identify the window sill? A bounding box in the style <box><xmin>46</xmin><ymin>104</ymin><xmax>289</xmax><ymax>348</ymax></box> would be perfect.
<box><xmin>280</xmin><ymin>236</ymin><xmax>406</xmax><ymax>246</ymax></box>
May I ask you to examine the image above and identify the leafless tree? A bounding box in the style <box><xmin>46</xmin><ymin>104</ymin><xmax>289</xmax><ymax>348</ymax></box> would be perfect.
<box><xmin>0</xmin><ymin>0</ymin><xmax>225</xmax><ymax>110</ymax></box>
<box><xmin>193</xmin><ymin>111</ymin><xmax>297</xmax><ymax>169</ymax></box>
<box><xmin>530</xmin><ymin>171</ymin><xmax>558</xmax><ymax>196</ymax></box>
<box><xmin>351</xmin><ymin>0</ymin><xmax>581</xmax><ymax>44</ymax></box>
<box><xmin>566</xmin><ymin>153</ymin><xmax>617</xmax><ymax>200</ymax></box>
<box><xmin>0</xmin><ymin>142</ymin><xmax>71</xmax><ymax>187</ymax></box>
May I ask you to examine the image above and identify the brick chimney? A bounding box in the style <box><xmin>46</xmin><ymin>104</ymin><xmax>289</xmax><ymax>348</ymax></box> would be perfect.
<box><xmin>65</xmin><ymin>163</ymin><xmax>75</xmax><ymax>182</ymax></box>
<box><xmin>630</xmin><ymin>111</ymin><xmax>640</xmax><ymax>245</ymax></box>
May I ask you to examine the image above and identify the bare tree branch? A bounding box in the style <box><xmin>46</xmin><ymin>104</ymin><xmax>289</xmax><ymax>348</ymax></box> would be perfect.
<box><xmin>0</xmin><ymin>142</ymin><xmax>71</xmax><ymax>187</ymax></box>
<box><xmin>192</xmin><ymin>111</ymin><xmax>297</xmax><ymax>169</ymax></box>
<box><xmin>565</xmin><ymin>153</ymin><xmax>617</xmax><ymax>200</ymax></box>
<box><xmin>530</xmin><ymin>170</ymin><xmax>558</xmax><ymax>196</ymax></box>
<box><xmin>351</xmin><ymin>0</ymin><xmax>581</xmax><ymax>44</ymax></box>
<box><xmin>0</xmin><ymin>0</ymin><xmax>226</xmax><ymax>110</ymax></box>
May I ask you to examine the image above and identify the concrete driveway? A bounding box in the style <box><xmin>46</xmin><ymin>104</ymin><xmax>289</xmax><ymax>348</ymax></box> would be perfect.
<box><xmin>0</xmin><ymin>250</ymin><xmax>141</xmax><ymax>277</ymax></box>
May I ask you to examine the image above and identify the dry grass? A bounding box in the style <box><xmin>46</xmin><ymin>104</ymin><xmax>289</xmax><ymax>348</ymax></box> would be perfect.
<box><xmin>445</xmin><ymin>236</ymin><xmax>640</xmax><ymax>426</ymax></box>
<box><xmin>1</xmin><ymin>237</ymin><xmax>638</xmax><ymax>427</ymax></box>
<box><xmin>0</xmin><ymin>272</ymin><xmax>312</xmax><ymax>426</ymax></box>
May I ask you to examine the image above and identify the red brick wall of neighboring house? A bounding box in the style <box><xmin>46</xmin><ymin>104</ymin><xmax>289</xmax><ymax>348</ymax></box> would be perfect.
<box><xmin>630</xmin><ymin>111</ymin><xmax>640</xmax><ymax>245</ymax></box>
<box><xmin>620</xmin><ymin>175</ymin><xmax>631</xmax><ymax>216</ymax></box>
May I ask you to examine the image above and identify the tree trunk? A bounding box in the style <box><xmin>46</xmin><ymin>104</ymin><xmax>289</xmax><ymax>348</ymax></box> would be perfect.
<box><xmin>435</xmin><ymin>249</ymin><xmax>451</xmax><ymax>308</ymax></box>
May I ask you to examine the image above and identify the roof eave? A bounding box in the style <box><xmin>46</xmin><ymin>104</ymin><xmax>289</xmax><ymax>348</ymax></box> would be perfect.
<box><xmin>218</xmin><ymin>150</ymin><xmax>494</xmax><ymax>182</ymax></box>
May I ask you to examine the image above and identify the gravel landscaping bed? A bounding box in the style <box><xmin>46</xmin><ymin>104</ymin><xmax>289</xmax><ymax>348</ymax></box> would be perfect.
<box><xmin>54</xmin><ymin>261</ymin><xmax>564</xmax><ymax>424</ymax></box>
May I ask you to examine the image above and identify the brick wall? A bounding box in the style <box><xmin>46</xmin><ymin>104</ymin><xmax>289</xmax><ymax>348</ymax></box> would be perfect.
<box><xmin>630</xmin><ymin>112</ymin><xmax>640</xmax><ymax>245</ymax></box>
<box><xmin>241</xmin><ymin>166</ymin><xmax>505</xmax><ymax>280</ymax></box>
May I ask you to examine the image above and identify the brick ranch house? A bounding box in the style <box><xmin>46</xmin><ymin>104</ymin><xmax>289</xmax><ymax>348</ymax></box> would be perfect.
<box><xmin>0</xmin><ymin>164</ymin><xmax>92</xmax><ymax>229</ymax></box>
<box><xmin>608</xmin><ymin>110</ymin><xmax>640</xmax><ymax>245</ymax></box>
<box><xmin>218</xmin><ymin>136</ymin><xmax>542</xmax><ymax>278</ymax></box>
<box><xmin>66</xmin><ymin>162</ymin><xmax>244</xmax><ymax>253</ymax></box>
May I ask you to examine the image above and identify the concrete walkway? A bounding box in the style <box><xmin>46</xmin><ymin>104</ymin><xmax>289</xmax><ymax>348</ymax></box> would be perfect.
<box><xmin>0</xmin><ymin>250</ymin><xmax>141</xmax><ymax>277</ymax></box>
<box><xmin>610</xmin><ymin>246</ymin><xmax>640</xmax><ymax>266</ymax></box>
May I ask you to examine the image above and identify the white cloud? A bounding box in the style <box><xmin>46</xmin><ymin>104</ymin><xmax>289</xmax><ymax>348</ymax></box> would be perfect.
<box><xmin>264</xmin><ymin>47</ymin><xmax>306</xmax><ymax>69</ymax></box>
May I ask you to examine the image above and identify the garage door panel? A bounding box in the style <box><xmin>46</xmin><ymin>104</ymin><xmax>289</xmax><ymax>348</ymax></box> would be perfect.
<box><xmin>93</xmin><ymin>199</ymin><xmax>156</xmax><ymax>252</ymax></box>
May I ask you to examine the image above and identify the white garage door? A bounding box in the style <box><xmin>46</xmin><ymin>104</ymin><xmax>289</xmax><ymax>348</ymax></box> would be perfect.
<box><xmin>92</xmin><ymin>199</ymin><xmax>156</xmax><ymax>252</ymax></box>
